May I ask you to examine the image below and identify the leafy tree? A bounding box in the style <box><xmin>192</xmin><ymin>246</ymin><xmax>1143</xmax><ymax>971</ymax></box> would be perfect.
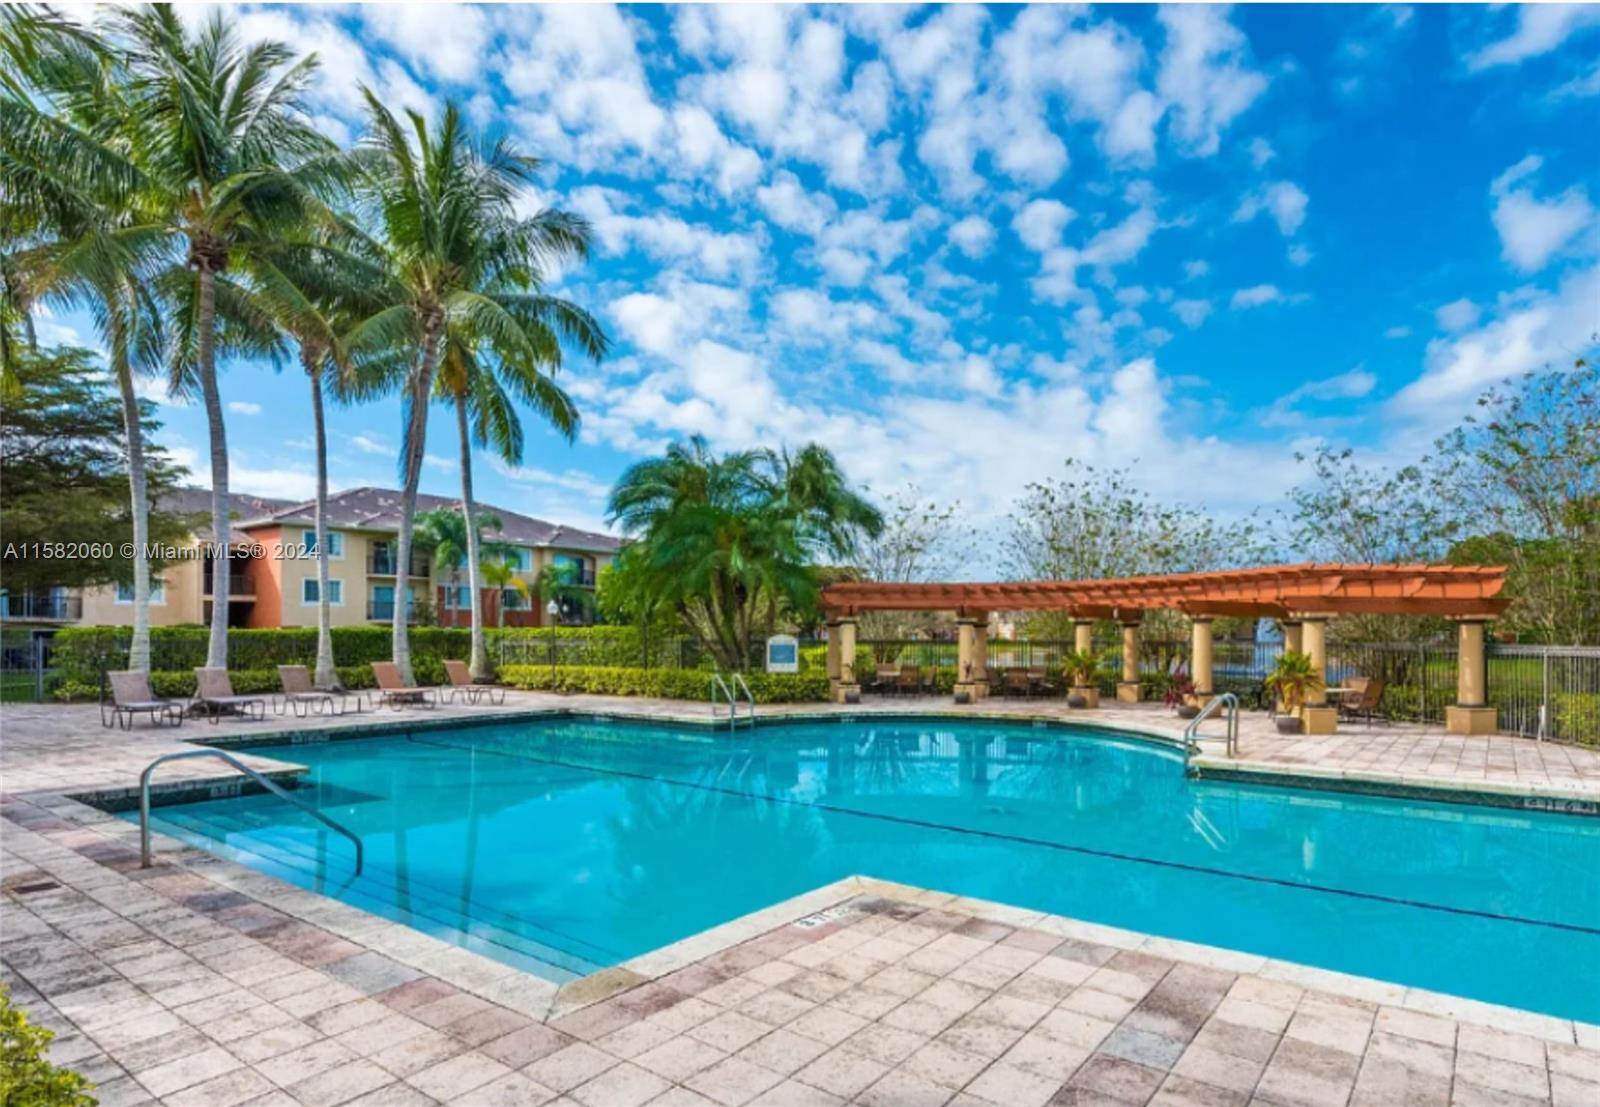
<box><xmin>479</xmin><ymin>558</ymin><xmax>530</xmax><ymax>628</ymax></box>
<box><xmin>0</xmin><ymin>343</ymin><xmax>191</xmax><ymax>596</ymax></box>
<box><xmin>414</xmin><ymin>506</ymin><xmax>515</xmax><ymax>622</ymax></box>
<box><xmin>1003</xmin><ymin>460</ymin><xmax>1268</xmax><ymax>638</ymax></box>
<box><xmin>607</xmin><ymin>436</ymin><xmax>883</xmax><ymax>670</ymax></box>
<box><xmin>537</xmin><ymin>560</ymin><xmax>594</xmax><ymax>625</ymax></box>
<box><xmin>856</xmin><ymin>485</ymin><xmax>976</xmax><ymax>639</ymax></box>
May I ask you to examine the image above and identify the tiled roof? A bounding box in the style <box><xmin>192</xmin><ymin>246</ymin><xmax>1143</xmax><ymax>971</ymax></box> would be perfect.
<box><xmin>229</xmin><ymin>485</ymin><xmax>621</xmax><ymax>553</ymax></box>
<box><xmin>159</xmin><ymin>488</ymin><xmax>300</xmax><ymax>541</ymax></box>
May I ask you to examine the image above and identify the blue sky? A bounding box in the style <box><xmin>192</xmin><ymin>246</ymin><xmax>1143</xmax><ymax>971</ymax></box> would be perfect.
<box><xmin>40</xmin><ymin>4</ymin><xmax>1600</xmax><ymax>537</ymax></box>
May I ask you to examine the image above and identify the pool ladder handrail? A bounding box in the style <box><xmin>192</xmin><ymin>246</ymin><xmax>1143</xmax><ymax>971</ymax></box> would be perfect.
<box><xmin>711</xmin><ymin>672</ymin><xmax>756</xmax><ymax>731</ymax></box>
<box><xmin>1183</xmin><ymin>692</ymin><xmax>1240</xmax><ymax>760</ymax></box>
<box><xmin>139</xmin><ymin>749</ymin><xmax>363</xmax><ymax>875</ymax></box>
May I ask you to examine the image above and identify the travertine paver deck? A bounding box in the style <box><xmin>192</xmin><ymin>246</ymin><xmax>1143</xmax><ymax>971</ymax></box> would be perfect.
<box><xmin>3</xmin><ymin>694</ymin><xmax>1598</xmax><ymax>1104</ymax></box>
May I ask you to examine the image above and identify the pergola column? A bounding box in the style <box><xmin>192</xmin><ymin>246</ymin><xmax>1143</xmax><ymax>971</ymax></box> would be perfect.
<box><xmin>825</xmin><ymin>618</ymin><xmax>841</xmax><ymax>685</ymax></box>
<box><xmin>833</xmin><ymin>617</ymin><xmax>860</xmax><ymax>704</ymax></box>
<box><xmin>1117</xmin><ymin>620</ymin><xmax>1141</xmax><ymax>703</ymax></box>
<box><xmin>1447</xmin><ymin>619</ymin><xmax>1497</xmax><ymax>735</ymax></box>
<box><xmin>1281</xmin><ymin>620</ymin><xmax>1303</xmax><ymax>655</ymax></box>
<box><xmin>954</xmin><ymin>611</ymin><xmax>989</xmax><ymax>702</ymax></box>
<box><xmin>1296</xmin><ymin>613</ymin><xmax>1337</xmax><ymax>735</ymax></box>
<box><xmin>1070</xmin><ymin>618</ymin><xmax>1099</xmax><ymax>707</ymax></box>
<box><xmin>1189</xmin><ymin>617</ymin><xmax>1214</xmax><ymax>702</ymax></box>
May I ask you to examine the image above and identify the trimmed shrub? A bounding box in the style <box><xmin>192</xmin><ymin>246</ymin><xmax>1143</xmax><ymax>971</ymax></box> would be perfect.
<box><xmin>1554</xmin><ymin>693</ymin><xmax>1600</xmax><ymax>747</ymax></box>
<box><xmin>1</xmin><ymin>984</ymin><xmax>95</xmax><ymax>1106</ymax></box>
<box><xmin>500</xmin><ymin>664</ymin><xmax>831</xmax><ymax>703</ymax></box>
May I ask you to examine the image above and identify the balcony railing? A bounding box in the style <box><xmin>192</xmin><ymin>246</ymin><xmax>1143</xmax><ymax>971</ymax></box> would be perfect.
<box><xmin>202</xmin><ymin>572</ymin><xmax>255</xmax><ymax>598</ymax></box>
<box><xmin>367</xmin><ymin>551</ymin><xmax>430</xmax><ymax>577</ymax></box>
<box><xmin>0</xmin><ymin>593</ymin><xmax>83</xmax><ymax>621</ymax></box>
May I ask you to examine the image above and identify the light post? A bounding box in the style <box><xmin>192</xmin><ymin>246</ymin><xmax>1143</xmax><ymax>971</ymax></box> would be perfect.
<box><xmin>546</xmin><ymin>598</ymin><xmax>560</xmax><ymax>679</ymax></box>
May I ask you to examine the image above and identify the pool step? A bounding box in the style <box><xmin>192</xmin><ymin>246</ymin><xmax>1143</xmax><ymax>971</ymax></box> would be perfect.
<box><xmin>150</xmin><ymin>807</ymin><xmax>607</xmax><ymax>982</ymax></box>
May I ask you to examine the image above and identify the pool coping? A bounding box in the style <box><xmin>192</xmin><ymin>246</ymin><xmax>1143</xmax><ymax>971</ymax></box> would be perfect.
<box><xmin>134</xmin><ymin>702</ymin><xmax>1600</xmax><ymax>818</ymax></box>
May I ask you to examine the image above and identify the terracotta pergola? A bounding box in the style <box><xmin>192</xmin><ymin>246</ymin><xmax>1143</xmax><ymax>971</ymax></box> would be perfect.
<box><xmin>820</xmin><ymin>563</ymin><xmax>1510</xmax><ymax>735</ymax></box>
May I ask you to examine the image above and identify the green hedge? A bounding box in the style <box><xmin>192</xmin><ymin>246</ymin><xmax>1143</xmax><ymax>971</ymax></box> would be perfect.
<box><xmin>500</xmin><ymin>664</ymin><xmax>831</xmax><ymax>703</ymax></box>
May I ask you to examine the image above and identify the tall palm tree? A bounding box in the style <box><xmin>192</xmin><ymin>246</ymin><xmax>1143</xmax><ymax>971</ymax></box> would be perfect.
<box><xmin>413</xmin><ymin>506</ymin><xmax>513</xmax><ymax>631</ymax></box>
<box><xmin>345</xmin><ymin>92</ymin><xmax>602</xmax><ymax>682</ymax></box>
<box><xmin>480</xmin><ymin>559</ymin><xmax>530</xmax><ymax>629</ymax></box>
<box><xmin>106</xmin><ymin>5</ymin><xmax>335</xmax><ymax>667</ymax></box>
<box><xmin>1</xmin><ymin>9</ymin><xmax>168</xmax><ymax>672</ymax></box>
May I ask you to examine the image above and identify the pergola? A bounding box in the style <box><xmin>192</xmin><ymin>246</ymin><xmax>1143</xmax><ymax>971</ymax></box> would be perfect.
<box><xmin>819</xmin><ymin>563</ymin><xmax>1510</xmax><ymax>735</ymax></box>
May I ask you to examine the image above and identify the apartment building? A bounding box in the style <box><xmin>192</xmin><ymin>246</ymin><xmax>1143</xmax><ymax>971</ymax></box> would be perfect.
<box><xmin>5</xmin><ymin>486</ymin><xmax>618</xmax><ymax>632</ymax></box>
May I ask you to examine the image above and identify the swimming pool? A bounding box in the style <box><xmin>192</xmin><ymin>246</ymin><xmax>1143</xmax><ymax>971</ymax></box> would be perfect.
<box><xmin>135</xmin><ymin>715</ymin><xmax>1600</xmax><ymax>1021</ymax></box>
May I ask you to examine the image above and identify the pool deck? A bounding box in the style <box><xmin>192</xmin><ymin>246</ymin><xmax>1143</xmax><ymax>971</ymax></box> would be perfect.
<box><xmin>3</xmin><ymin>694</ymin><xmax>1598</xmax><ymax>1105</ymax></box>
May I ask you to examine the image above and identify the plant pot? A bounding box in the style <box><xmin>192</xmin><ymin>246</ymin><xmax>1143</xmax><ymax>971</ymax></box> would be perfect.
<box><xmin>1067</xmin><ymin>693</ymin><xmax>1087</xmax><ymax>709</ymax></box>
<box><xmin>1276</xmin><ymin>715</ymin><xmax>1303</xmax><ymax>735</ymax></box>
<box><xmin>953</xmin><ymin>692</ymin><xmax>971</xmax><ymax>705</ymax></box>
<box><xmin>1175</xmin><ymin>704</ymin><xmax>1200</xmax><ymax>720</ymax></box>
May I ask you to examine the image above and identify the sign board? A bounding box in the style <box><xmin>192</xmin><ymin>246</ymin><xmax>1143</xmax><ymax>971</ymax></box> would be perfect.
<box><xmin>765</xmin><ymin>634</ymin><xmax>799</xmax><ymax>673</ymax></box>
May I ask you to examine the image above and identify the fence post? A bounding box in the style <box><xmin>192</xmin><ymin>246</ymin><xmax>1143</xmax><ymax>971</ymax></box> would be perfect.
<box><xmin>1540</xmin><ymin>651</ymin><xmax>1550</xmax><ymax>741</ymax></box>
<box><xmin>34</xmin><ymin>634</ymin><xmax>45</xmax><ymax>703</ymax></box>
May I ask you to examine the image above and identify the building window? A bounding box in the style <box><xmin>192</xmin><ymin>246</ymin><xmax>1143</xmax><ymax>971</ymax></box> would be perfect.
<box><xmin>302</xmin><ymin>578</ymin><xmax>344</xmax><ymax>606</ymax></box>
<box><xmin>115</xmin><ymin>579</ymin><xmax>166</xmax><ymax>605</ymax></box>
<box><xmin>502</xmin><ymin>588</ymin><xmax>525</xmax><ymax>610</ymax></box>
<box><xmin>506</xmin><ymin>547</ymin><xmax>532</xmax><ymax>572</ymax></box>
<box><xmin>444</xmin><ymin>584</ymin><xmax>473</xmax><ymax>609</ymax></box>
<box><xmin>302</xmin><ymin>529</ymin><xmax>344</xmax><ymax>558</ymax></box>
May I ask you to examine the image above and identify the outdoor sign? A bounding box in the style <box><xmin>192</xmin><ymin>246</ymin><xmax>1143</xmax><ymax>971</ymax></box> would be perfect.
<box><xmin>766</xmin><ymin>634</ymin><xmax>799</xmax><ymax>673</ymax></box>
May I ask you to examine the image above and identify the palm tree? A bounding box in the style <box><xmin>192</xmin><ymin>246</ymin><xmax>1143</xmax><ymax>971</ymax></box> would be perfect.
<box><xmin>345</xmin><ymin>92</ymin><xmax>601</xmax><ymax>683</ymax></box>
<box><xmin>105</xmin><ymin>5</ymin><xmax>335</xmax><ymax>667</ymax></box>
<box><xmin>1</xmin><ymin>9</ymin><xmax>168</xmax><ymax>672</ymax></box>
<box><xmin>537</xmin><ymin>561</ymin><xmax>594</xmax><ymax>627</ymax></box>
<box><xmin>480</xmin><ymin>559</ymin><xmax>530</xmax><ymax>629</ymax></box>
<box><xmin>413</xmin><ymin>506</ymin><xmax>514</xmax><ymax>631</ymax></box>
<box><xmin>606</xmin><ymin>437</ymin><xmax>882</xmax><ymax>669</ymax></box>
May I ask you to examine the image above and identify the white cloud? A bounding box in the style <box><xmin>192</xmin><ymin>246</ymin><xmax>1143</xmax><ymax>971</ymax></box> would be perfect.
<box><xmin>1156</xmin><ymin>5</ymin><xmax>1269</xmax><ymax>156</ymax></box>
<box><xmin>949</xmin><ymin>215</ymin><xmax>997</xmax><ymax>258</ymax></box>
<box><xmin>1172</xmin><ymin>299</ymin><xmax>1212</xmax><ymax>328</ymax></box>
<box><xmin>349</xmin><ymin>434</ymin><xmax>390</xmax><ymax>456</ymax></box>
<box><xmin>1234</xmin><ymin>181</ymin><xmax>1309</xmax><ymax>236</ymax></box>
<box><xmin>1434</xmin><ymin>298</ymin><xmax>1481</xmax><ymax>332</ymax></box>
<box><xmin>1466</xmin><ymin>5</ymin><xmax>1600</xmax><ymax>71</ymax></box>
<box><xmin>1011</xmin><ymin>199</ymin><xmax>1076</xmax><ymax>251</ymax></box>
<box><xmin>1231</xmin><ymin>284</ymin><xmax>1284</xmax><ymax>309</ymax></box>
<box><xmin>1248</xmin><ymin>137</ymin><xmax>1276</xmax><ymax>168</ymax></box>
<box><xmin>1384</xmin><ymin>325</ymin><xmax>1413</xmax><ymax>339</ymax></box>
<box><xmin>227</xmin><ymin>401</ymin><xmax>262</xmax><ymax>416</ymax></box>
<box><xmin>571</xmin><ymin>186</ymin><xmax>766</xmax><ymax>281</ymax></box>
<box><xmin>755</xmin><ymin>171</ymin><xmax>836</xmax><ymax>235</ymax></box>
<box><xmin>360</xmin><ymin>4</ymin><xmax>494</xmax><ymax>85</ymax></box>
<box><xmin>1489</xmin><ymin>155</ymin><xmax>1595</xmax><ymax>273</ymax></box>
<box><xmin>1260</xmin><ymin>367</ymin><xmax>1378</xmax><ymax>427</ymax></box>
<box><xmin>488</xmin><ymin>457</ymin><xmax>613</xmax><ymax>501</ymax></box>
<box><xmin>1183</xmin><ymin>259</ymin><xmax>1210</xmax><ymax>280</ymax></box>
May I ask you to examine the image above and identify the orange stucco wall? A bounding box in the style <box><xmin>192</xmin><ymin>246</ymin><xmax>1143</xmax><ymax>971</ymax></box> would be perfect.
<box><xmin>245</xmin><ymin>527</ymin><xmax>284</xmax><ymax>628</ymax></box>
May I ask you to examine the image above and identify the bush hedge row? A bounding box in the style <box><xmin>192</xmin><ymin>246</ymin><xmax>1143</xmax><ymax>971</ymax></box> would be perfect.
<box><xmin>499</xmin><ymin>664</ymin><xmax>832</xmax><ymax>702</ymax></box>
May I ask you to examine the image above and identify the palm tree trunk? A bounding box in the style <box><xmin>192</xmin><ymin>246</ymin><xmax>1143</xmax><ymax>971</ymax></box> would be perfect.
<box><xmin>391</xmin><ymin>328</ymin><xmax>441</xmax><ymax>684</ymax></box>
<box><xmin>113</xmin><ymin>349</ymin><xmax>152</xmax><ymax>674</ymax></box>
<box><xmin>456</xmin><ymin>396</ymin><xmax>489</xmax><ymax>680</ymax></box>
<box><xmin>196</xmin><ymin>267</ymin><xmax>232</xmax><ymax>669</ymax></box>
<box><xmin>309</xmin><ymin>359</ymin><xmax>337</xmax><ymax>687</ymax></box>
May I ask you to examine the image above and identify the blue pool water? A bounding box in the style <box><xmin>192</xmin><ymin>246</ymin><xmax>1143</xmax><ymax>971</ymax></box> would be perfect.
<box><xmin>136</xmin><ymin>716</ymin><xmax>1600</xmax><ymax>1021</ymax></box>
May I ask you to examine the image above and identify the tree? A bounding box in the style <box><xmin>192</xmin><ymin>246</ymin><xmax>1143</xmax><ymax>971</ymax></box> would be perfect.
<box><xmin>102</xmin><ymin>5</ymin><xmax>337</xmax><ymax>667</ymax></box>
<box><xmin>607</xmin><ymin>436</ymin><xmax>882</xmax><ymax>670</ymax></box>
<box><xmin>414</xmin><ymin>506</ymin><xmax>514</xmax><ymax>614</ymax></box>
<box><xmin>1003</xmin><ymin>460</ymin><xmax>1268</xmax><ymax>638</ymax></box>
<box><xmin>345</xmin><ymin>94</ymin><xmax>591</xmax><ymax>683</ymax></box>
<box><xmin>856</xmin><ymin>484</ymin><xmax>976</xmax><ymax>638</ymax></box>
<box><xmin>479</xmin><ymin>558</ymin><xmax>529</xmax><ymax>628</ymax></box>
<box><xmin>537</xmin><ymin>560</ymin><xmax>594</xmax><ymax>625</ymax></box>
<box><xmin>0</xmin><ymin>344</ymin><xmax>191</xmax><ymax>598</ymax></box>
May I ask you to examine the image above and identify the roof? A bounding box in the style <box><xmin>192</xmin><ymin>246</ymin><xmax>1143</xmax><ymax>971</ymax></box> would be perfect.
<box><xmin>226</xmin><ymin>485</ymin><xmax>622</xmax><ymax>554</ymax></box>
<box><xmin>159</xmin><ymin>488</ymin><xmax>299</xmax><ymax>541</ymax></box>
<box><xmin>821</xmin><ymin>563</ymin><xmax>1511</xmax><ymax>620</ymax></box>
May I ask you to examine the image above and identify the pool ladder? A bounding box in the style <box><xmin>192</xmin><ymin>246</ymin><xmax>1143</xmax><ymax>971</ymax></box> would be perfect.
<box><xmin>139</xmin><ymin>749</ymin><xmax>363</xmax><ymax>875</ymax></box>
<box><xmin>711</xmin><ymin>672</ymin><xmax>756</xmax><ymax>732</ymax></box>
<box><xmin>1183</xmin><ymin>692</ymin><xmax>1240</xmax><ymax>761</ymax></box>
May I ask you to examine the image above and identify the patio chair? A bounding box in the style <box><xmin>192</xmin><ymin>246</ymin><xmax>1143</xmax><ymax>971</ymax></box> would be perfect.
<box><xmin>869</xmin><ymin>664</ymin><xmax>897</xmax><ymax>694</ymax></box>
<box><xmin>895</xmin><ymin>665</ymin><xmax>921</xmax><ymax>696</ymax></box>
<box><xmin>1336</xmin><ymin>677</ymin><xmax>1388</xmax><ymax>725</ymax></box>
<box><xmin>1027</xmin><ymin>666</ymin><xmax>1058</xmax><ymax>696</ymax></box>
<box><xmin>443</xmin><ymin>660</ymin><xmax>506</xmax><ymax>705</ymax></box>
<box><xmin>275</xmin><ymin>665</ymin><xmax>362</xmax><ymax>718</ymax></box>
<box><xmin>370</xmin><ymin>661</ymin><xmax>438</xmax><ymax>710</ymax></box>
<box><xmin>1004</xmin><ymin>670</ymin><xmax>1033</xmax><ymax>698</ymax></box>
<box><xmin>101</xmin><ymin>670</ymin><xmax>185</xmax><ymax>730</ymax></box>
<box><xmin>193</xmin><ymin>668</ymin><xmax>267</xmax><ymax>724</ymax></box>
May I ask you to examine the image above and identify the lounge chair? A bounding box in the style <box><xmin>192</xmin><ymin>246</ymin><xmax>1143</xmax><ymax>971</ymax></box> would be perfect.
<box><xmin>1336</xmin><ymin>676</ymin><xmax>1388</xmax><ymax>725</ymax></box>
<box><xmin>193</xmin><ymin>667</ymin><xmax>267</xmax><ymax>723</ymax></box>
<box><xmin>370</xmin><ymin>661</ymin><xmax>437</xmax><ymax>710</ymax></box>
<box><xmin>275</xmin><ymin>665</ymin><xmax>362</xmax><ymax>718</ymax></box>
<box><xmin>443</xmin><ymin>660</ymin><xmax>506</xmax><ymax>705</ymax></box>
<box><xmin>101</xmin><ymin>670</ymin><xmax>185</xmax><ymax>730</ymax></box>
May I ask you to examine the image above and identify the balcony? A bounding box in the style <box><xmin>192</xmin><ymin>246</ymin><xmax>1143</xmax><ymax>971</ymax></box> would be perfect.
<box><xmin>368</xmin><ymin>550</ymin><xmax>430</xmax><ymax>577</ymax></box>
<box><xmin>367</xmin><ymin>600</ymin><xmax>422</xmax><ymax>623</ymax></box>
<box><xmin>203</xmin><ymin>571</ymin><xmax>256</xmax><ymax>598</ymax></box>
<box><xmin>0</xmin><ymin>592</ymin><xmax>83</xmax><ymax>621</ymax></box>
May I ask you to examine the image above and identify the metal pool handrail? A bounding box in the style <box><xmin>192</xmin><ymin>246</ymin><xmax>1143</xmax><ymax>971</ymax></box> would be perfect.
<box><xmin>730</xmin><ymin>672</ymin><xmax>756</xmax><ymax>728</ymax></box>
<box><xmin>139</xmin><ymin>749</ymin><xmax>363</xmax><ymax>875</ymax></box>
<box><xmin>710</xmin><ymin>673</ymin><xmax>756</xmax><ymax>731</ymax></box>
<box><xmin>1183</xmin><ymin>692</ymin><xmax>1239</xmax><ymax>760</ymax></box>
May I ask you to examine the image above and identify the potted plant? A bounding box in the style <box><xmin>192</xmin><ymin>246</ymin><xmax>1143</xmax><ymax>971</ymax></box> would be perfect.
<box><xmin>1264</xmin><ymin>650</ymin><xmax>1325</xmax><ymax>734</ymax></box>
<box><xmin>1062</xmin><ymin>649</ymin><xmax>1102</xmax><ymax>708</ymax></box>
<box><xmin>1165</xmin><ymin>676</ymin><xmax>1199</xmax><ymax>718</ymax></box>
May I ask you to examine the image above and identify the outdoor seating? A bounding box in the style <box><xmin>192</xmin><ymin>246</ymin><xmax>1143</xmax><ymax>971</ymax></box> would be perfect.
<box><xmin>895</xmin><ymin>665</ymin><xmax>921</xmax><ymax>696</ymax></box>
<box><xmin>370</xmin><ymin>661</ymin><xmax>438</xmax><ymax>710</ymax></box>
<box><xmin>275</xmin><ymin>665</ymin><xmax>362</xmax><ymax>717</ymax></box>
<box><xmin>1335</xmin><ymin>677</ymin><xmax>1388</xmax><ymax>725</ymax></box>
<box><xmin>1003</xmin><ymin>669</ymin><xmax>1033</xmax><ymax>697</ymax></box>
<box><xmin>193</xmin><ymin>667</ymin><xmax>267</xmax><ymax>723</ymax></box>
<box><xmin>443</xmin><ymin>660</ymin><xmax>506</xmax><ymax>705</ymax></box>
<box><xmin>1027</xmin><ymin>666</ymin><xmax>1057</xmax><ymax>696</ymax></box>
<box><xmin>869</xmin><ymin>664</ymin><xmax>897</xmax><ymax>694</ymax></box>
<box><xmin>100</xmin><ymin>670</ymin><xmax>185</xmax><ymax>730</ymax></box>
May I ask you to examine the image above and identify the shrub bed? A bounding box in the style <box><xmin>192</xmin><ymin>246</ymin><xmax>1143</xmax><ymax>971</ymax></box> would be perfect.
<box><xmin>499</xmin><ymin>664</ymin><xmax>831</xmax><ymax>702</ymax></box>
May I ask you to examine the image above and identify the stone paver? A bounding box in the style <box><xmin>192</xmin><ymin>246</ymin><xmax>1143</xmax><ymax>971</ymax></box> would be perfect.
<box><xmin>3</xmin><ymin>694</ymin><xmax>1596</xmax><ymax>1104</ymax></box>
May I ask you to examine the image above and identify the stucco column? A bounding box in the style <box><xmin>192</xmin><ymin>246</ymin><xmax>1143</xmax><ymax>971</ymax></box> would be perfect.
<box><xmin>1190</xmin><ymin>617</ymin><xmax>1214</xmax><ymax>700</ymax></box>
<box><xmin>1297</xmin><ymin>614</ymin><xmax>1338</xmax><ymax>735</ymax></box>
<box><xmin>825</xmin><ymin>618</ymin><xmax>841</xmax><ymax>686</ymax></box>
<box><xmin>1447</xmin><ymin>619</ymin><xmax>1497</xmax><ymax>735</ymax></box>
<box><xmin>1281</xmin><ymin>620</ymin><xmax>1303</xmax><ymax>655</ymax></box>
<box><xmin>834</xmin><ymin>618</ymin><xmax>860</xmax><ymax>703</ymax></box>
<box><xmin>1073</xmin><ymin>618</ymin><xmax>1094</xmax><ymax>655</ymax></box>
<box><xmin>954</xmin><ymin>613</ymin><xmax>989</xmax><ymax>701</ymax></box>
<box><xmin>1117</xmin><ymin>621</ymin><xmax>1141</xmax><ymax>703</ymax></box>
